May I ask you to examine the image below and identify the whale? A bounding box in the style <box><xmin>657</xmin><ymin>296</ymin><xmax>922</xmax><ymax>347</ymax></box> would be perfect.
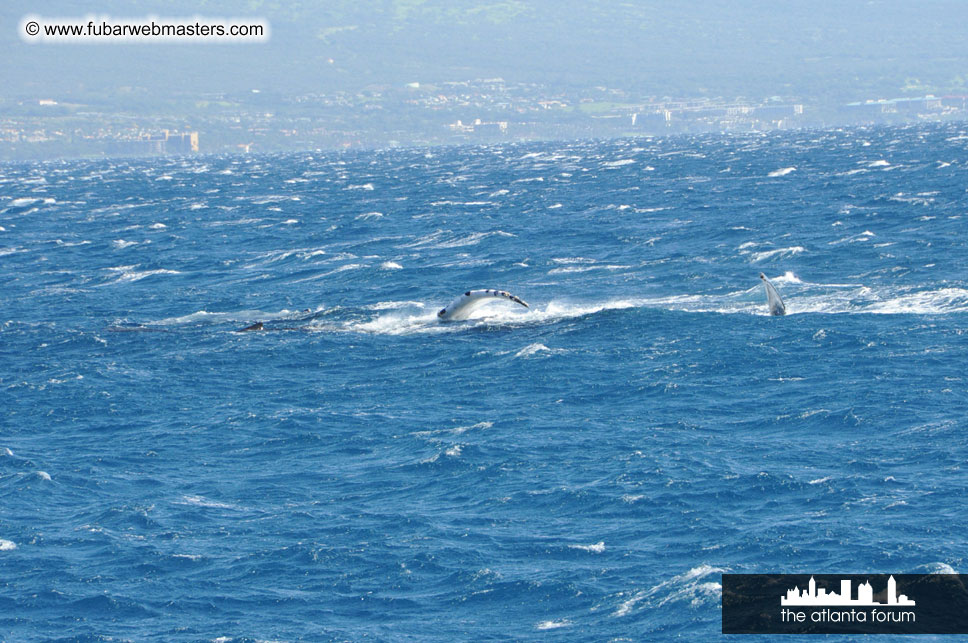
<box><xmin>234</xmin><ymin>294</ymin><xmax>530</xmax><ymax>331</ymax></box>
<box><xmin>437</xmin><ymin>289</ymin><xmax>529</xmax><ymax>321</ymax></box>
<box><xmin>759</xmin><ymin>273</ymin><xmax>786</xmax><ymax>316</ymax></box>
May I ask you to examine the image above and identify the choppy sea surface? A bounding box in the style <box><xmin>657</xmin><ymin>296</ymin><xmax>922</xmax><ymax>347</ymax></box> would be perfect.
<box><xmin>2</xmin><ymin>124</ymin><xmax>967</xmax><ymax>641</ymax></box>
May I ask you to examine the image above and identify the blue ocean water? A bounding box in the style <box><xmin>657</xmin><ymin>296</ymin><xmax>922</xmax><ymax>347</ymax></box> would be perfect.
<box><xmin>2</xmin><ymin>124</ymin><xmax>967</xmax><ymax>641</ymax></box>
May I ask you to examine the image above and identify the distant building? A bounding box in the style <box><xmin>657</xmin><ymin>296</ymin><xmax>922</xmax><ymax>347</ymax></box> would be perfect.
<box><xmin>164</xmin><ymin>131</ymin><xmax>199</xmax><ymax>154</ymax></box>
<box><xmin>106</xmin><ymin>130</ymin><xmax>199</xmax><ymax>156</ymax></box>
<box><xmin>754</xmin><ymin>104</ymin><xmax>804</xmax><ymax>119</ymax></box>
<box><xmin>447</xmin><ymin>119</ymin><xmax>508</xmax><ymax>135</ymax></box>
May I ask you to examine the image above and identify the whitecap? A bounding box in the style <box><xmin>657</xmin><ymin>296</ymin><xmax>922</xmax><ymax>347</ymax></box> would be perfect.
<box><xmin>615</xmin><ymin>564</ymin><xmax>725</xmax><ymax>616</ymax></box>
<box><xmin>515</xmin><ymin>343</ymin><xmax>551</xmax><ymax>358</ymax></box>
<box><xmin>331</xmin><ymin>263</ymin><xmax>363</xmax><ymax>274</ymax></box>
<box><xmin>366</xmin><ymin>300</ymin><xmax>424</xmax><ymax>311</ymax></box>
<box><xmin>401</xmin><ymin>230</ymin><xmax>515</xmax><ymax>249</ymax></box>
<box><xmin>349</xmin><ymin>311</ymin><xmax>443</xmax><ymax>336</ymax></box>
<box><xmin>7</xmin><ymin>197</ymin><xmax>47</xmax><ymax>208</ymax></box>
<box><xmin>104</xmin><ymin>266</ymin><xmax>180</xmax><ymax>284</ymax></box>
<box><xmin>152</xmin><ymin>307</ymin><xmax>313</xmax><ymax>326</ymax></box>
<box><xmin>748</xmin><ymin>246</ymin><xmax>805</xmax><ymax>262</ymax></box>
<box><xmin>452</xmin><ymin>421</ymin><xmax>492</xmax><ymax>435</ymax></box>
<box><xmin>536</xmin><ymin>620</ymin><xmax>571</xmax><ymax>630</ymax></box>
<box><xmin>772</xmin><ymin>271</ymin><xmax>803</xmax><ymax>284</ymax></box>
<box><xmin>551</xmin><ymin>256</ymin><xmax>597</xmax><ymax>264</ymax></box>
<box><xmin>0</xmin><ymin>540</ymin><xmax>16</xmax><ymax>551</ymax></box>
<box><xmin>380</xmin><ymin>261</ymin><xmax>403</xmax><ymax>270</ymax></box>
<box><xmin>837</xmin><ymin>168</ymin><xmax>869</xmax><ymax>176</ymax></box>
<box><xmin>768</xmin><ymin>166</ymin><xmax>796</xmax><ymax>177</ymax></box>
<box><xmin>179</xmin><ymin>495</ymin><xmax>236</xmax><ymax>510</ymax></box>
<box><xmin>569</xmin><ymin>541</ymin><xmax>605</xmax><ymax>553</ymax></box>
<box><xmin>865</xmin><ymin>288</ymin><xmax>968</xmax><ymax>314</ymax></box>
<box><xmin>548</xmin><ymin>264</ymin><xmax>630</xmax><ymax>274</ymax></box>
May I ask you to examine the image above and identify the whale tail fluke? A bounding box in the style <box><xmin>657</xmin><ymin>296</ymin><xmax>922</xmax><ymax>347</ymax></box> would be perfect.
<box><xmin>437</xmin><ymin>289</ymin><xmax>530</xmax><ymax>321</ymax></box>
<box><xmin>759</xmin><ymin>273</ymin><xmax>786</xmax><ymax>316</ymax></box>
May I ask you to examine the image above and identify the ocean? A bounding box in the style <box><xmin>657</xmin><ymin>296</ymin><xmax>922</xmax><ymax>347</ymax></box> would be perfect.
<box><xmin>2</xmin><ymin>123</ymin><xmax>967</xmax><ymax>641</ymax></box>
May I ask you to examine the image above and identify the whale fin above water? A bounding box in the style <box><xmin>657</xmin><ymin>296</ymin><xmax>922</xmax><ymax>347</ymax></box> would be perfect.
<box><xmin>437</xmin><ymin>289</ymin><xmax>530</xmax><ymax>321</ymax></box>
<box><xmin>759</xmin><ymin>273</ymin><xmax>786</xmax><ymax>316</ymax></box>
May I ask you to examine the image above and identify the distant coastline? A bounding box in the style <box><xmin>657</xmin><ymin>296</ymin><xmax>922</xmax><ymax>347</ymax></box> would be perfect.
<box><xmin>2</xmin><ymin>79</ymin><xmax>966</xmax><ymax>161</ymax></box>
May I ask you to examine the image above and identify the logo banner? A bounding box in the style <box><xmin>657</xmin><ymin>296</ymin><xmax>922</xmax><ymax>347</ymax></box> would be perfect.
<box><xmin>722</xmin><ymin>574</ymin><xmax>968</xmax><ymax>634</ymax></box>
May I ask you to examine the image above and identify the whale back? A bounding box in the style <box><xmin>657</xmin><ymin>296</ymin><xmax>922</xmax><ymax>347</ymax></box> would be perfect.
<box><xmin>759</xmin><ymin>273</ymin><xmax>786</xmax><ymax>316</ymax></box>
<box><xmin>437</xmin><ymin>289</ymin><xmax>529</xmax><ymax>321</ymax></box>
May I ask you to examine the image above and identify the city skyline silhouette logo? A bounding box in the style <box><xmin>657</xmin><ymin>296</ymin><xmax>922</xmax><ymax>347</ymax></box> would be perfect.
<box><xmin>781</xmin><ymin>576</ymin><xmax>915</xmax><ymax>607</ymax></box>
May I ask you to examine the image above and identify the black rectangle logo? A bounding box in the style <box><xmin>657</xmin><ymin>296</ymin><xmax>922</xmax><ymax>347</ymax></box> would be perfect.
<box><xmin>723</xmin><ymin>574</ymin><xmax>968</xmax><ymax>634</ymax></box>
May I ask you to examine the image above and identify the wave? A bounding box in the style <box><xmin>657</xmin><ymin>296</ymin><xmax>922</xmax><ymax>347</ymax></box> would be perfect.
<box><xmin>514</xmin><ymin>343</ymin><xmax>559</xmax><ymax>358</ymax></box>
<box><xmin>547</xmin><ymin>264</ymin><xmax>631</xmax><ymax>274</ymax></box>
<box><xmin>747</xmin><ymin>246</ymin><xmax>805</xmax><ymax>263</ymax></box>
<box><xmin>5</xmin><ymin>197</ymin><xmax>56</xmax><ymax>209</ymax></box>
<box><xmin>177</xmin><ymin>495</ymin><xmax>238</xmax><ymax>510</ymax></box>
<box><xmin>862</xmin><ymin>288</ymin><xmax>968</xmax><ymax>314</ymax></box>
<box><xmin>615</xmin><ymin>564</ymin><xmax>725</xmax><ymax>616</ymax></box>
<box><xmin>399</xmin><ymin>230</ymin><xmax>515</xmax><ymax>249</ymax></box>
<box><xmin>535</xmin><ymin>620</ymin><xmax>571</xmax><ymax>630</ymax></box>
<box><xmin>149</xmin><ymin>307</ymin><xmax>324</xmax><ymax>327</ymax></box>
<box><xmin>737</xmin><ymin>241</ymin><xmax>806</xmax><ymax>263</ymax></box>
<box><xmin>102</xmin><ymin>265</ymin><xmax>179</xmax><ymax>285</ymax></box>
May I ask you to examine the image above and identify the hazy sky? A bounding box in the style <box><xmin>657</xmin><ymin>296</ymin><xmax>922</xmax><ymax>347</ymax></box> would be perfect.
<box><xmin>4</xmin><ymin>1</ymin><xmax>968</xmax><ymax>103</ymax></box>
